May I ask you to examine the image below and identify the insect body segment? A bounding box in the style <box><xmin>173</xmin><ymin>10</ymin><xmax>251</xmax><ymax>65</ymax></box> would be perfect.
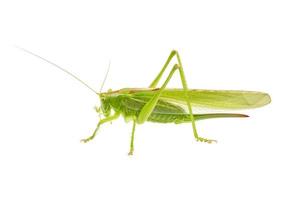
<box><xmin>100</xmin><ymin>92</ymin><xmax>249</xmax><ymax>124</ymax></box>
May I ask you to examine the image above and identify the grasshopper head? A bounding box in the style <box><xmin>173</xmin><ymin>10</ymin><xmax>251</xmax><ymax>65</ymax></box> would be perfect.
<box><xmin>99</xmin><ymin>93</ymin><xmax>111</xmax><ymax>117</ymax></box>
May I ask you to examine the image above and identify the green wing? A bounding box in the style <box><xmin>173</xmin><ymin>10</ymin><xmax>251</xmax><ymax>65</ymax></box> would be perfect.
<box><xmin>131</xmin><ymin>88</ymin><xmax>271</xmax><ymax>110</ymax></box>
<box><xmin>160</xmin><ymin>89</ymin><xmax>271</xmax><ymax>109</ymax></box>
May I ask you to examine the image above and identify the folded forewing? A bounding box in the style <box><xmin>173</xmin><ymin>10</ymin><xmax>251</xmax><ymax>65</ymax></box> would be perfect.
<box><xmin>130</xmin><ymin>88</ymin><xmax>271</xmax><ymax>110</ymax></box>
<box><xmin>159</xmin><ymin>89</ymin><xmax>271</xmax><ymax>110</ymax></box>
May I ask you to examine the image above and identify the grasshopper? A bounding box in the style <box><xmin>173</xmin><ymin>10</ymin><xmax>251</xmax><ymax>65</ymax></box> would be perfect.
<box><xmin>18</xmin><ymin>48</ymin><xmax>271</xmax><ymax>155</ymax></box>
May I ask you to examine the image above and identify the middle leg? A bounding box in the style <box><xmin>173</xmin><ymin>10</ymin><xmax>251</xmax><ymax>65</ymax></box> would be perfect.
<box><xmin>128</xmin><ymin>119</ymin><xmax>136</xmax><ymax>156</ymax></box>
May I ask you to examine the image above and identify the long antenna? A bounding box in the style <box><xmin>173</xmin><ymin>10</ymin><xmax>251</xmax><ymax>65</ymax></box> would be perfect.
<box><xmin>99</xmin><ymin>60</ymin><xmax>110</xmax><ymax>93</ymax></box>
<box><xmin>15</xmin><ymin>46</ymin><xmax>99</xmax><ymax>95</ymax></box>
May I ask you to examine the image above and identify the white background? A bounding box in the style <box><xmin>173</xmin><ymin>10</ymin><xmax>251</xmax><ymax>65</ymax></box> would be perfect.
<box><xmin>0</xmin><ymin>0</ymin><xmax>299</xmax><ymax>199</ymax></box>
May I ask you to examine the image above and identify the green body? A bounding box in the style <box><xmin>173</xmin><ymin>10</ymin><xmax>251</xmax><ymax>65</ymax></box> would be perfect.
<box><xmin>92</xmin><ymin>50</ymin><xmax>271</xmax><ymax>155</ymax></box>
<box><xmin>100</xmin><ymin>88</ymin><xmax>267</xmax><ymax>124</ymax></box>
<box><xmin>18</xmin><ymin>47</ymin><xmax>271</xmax><ymax>155</ymax></box>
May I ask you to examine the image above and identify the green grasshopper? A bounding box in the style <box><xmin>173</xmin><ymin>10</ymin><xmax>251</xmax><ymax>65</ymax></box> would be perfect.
<box><xmin>18</xmin><ymin>48</ymin><xmax>271</xmax><ymax>155</ymax></box>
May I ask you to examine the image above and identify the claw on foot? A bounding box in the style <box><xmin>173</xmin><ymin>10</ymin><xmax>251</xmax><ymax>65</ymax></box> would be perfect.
<box><xmin>80</xmin><ymin>137</ymin><xmax>93</xmax><ymax>143</ymax></box>
<box><xmin>196</xmin><ymin>137</ymin><xmax>217</xmax><ymax>144</ymax></box>
<box><xmin>128</xmin><ymin>150</ymin><xmax>134</xmax><ymax>156</ymax></box>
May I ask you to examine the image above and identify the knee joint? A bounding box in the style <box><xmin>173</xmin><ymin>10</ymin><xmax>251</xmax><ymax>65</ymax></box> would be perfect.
<box><xmin>174</xmin><ymin>64</ymin><xmax>181</xmax><ymax>69</ymax></box>
<box><xmin>171</xmin><ymin>50</ymin><xmax>178</xmax><ymax>56</ymax></box>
